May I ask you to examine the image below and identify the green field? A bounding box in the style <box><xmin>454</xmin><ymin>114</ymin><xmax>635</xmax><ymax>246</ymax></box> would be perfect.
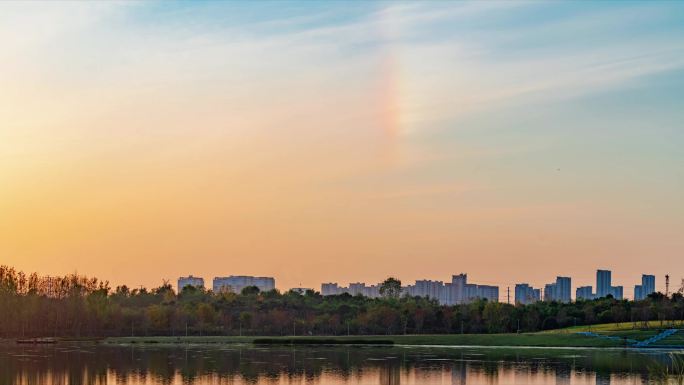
<box><xmin>105</xmin><ymin>333</ymin><xmax>622</xmax><ymax>348</ymax></box>
<box><xmin>554</xmin><ymin>320</ymin><xmax>684</xmax><ymax>333</ymax></box>
<box><xmin>103</xmin><ymin>321</ymin><xmax>684</xmax><ymax>348</ymax></box>
<box><xmin>549</xmin><ymin>321</ymin><xmax>684</xmax><ymax>345</ymax></box>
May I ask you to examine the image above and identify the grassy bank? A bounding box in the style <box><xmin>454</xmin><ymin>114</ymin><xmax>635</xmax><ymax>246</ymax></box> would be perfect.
<box><xmin>547</xmin><ymin>321</ymin><xmax>684</xmax><ymax>346</ymax></box>
<box><xmin>105</xmin><ymin>333</ymin><xmax>622</xmax><ymax>348</ymax></box>
<box><xmin>104</xmin><ymin>321</ymin><xmax>684</xmax><ymax>348</ymax></box>
<box><xmin>553</xmin><ymin>321</ymin><xmax>684</xmax><ymax>333</ymax></box>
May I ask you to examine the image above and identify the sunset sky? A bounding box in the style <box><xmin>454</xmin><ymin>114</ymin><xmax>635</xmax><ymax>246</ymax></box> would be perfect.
<box><xmin>1</xmin><ymin>1</ymin><xmax>683</xmax><ymax>298</ymax></box>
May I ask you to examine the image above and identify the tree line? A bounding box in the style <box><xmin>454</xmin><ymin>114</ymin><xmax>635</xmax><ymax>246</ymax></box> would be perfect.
<box><xmin>1</xmin><ymin>265</ymin><xmax>683</xmax><ymax>338</ymax></box>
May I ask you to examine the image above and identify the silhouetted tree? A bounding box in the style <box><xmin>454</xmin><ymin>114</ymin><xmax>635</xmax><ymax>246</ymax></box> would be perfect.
<box><xmin>379</xmin><ymin>277</ymin><xmax>402</xmax><ymax>299</ymax></box>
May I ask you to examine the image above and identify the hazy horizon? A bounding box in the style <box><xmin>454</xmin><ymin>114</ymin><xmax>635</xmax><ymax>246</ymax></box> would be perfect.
<box><xmin>2</xmin><ymin>1</ymin><xmax>683</xmax><ymax>298</ymax></box>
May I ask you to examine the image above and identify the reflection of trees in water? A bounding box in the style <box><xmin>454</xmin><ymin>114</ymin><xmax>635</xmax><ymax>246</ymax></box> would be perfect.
<box><xmin>555</xmin><ymin>365</ymin><xmax>571</xmax><ymax>385</ymax></box>
<box><xmin>596</xmin><ymin>372</ymin><xmax>611</xmax><ymax>385</ymax></box>
<box><xmin>379</xmin><ymin>359</ymin><xmax>400</xmax><ymax>385</ymax></box>
<box><xmin>451</xmin><ymin>359</ymin><xmax>466</xmax><ymax>385</ymax></box>
<box><xmin>0</xmin><ymin>345</ymin><xmax>670</xmax><ymax>385</ymax></box>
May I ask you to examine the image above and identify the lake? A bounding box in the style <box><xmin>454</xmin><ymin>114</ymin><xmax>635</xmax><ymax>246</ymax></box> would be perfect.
<box><xmin>0</xmin><ymin>343</ymin><xmax>679</xmax><ymax>385</ymax></box>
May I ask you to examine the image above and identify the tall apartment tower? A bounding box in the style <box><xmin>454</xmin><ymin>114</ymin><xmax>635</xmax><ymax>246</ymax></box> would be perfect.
<box><xmin>634</xmin><ymin>274</ymin><xmax>656</xmax><ymax>300</ymax></box>
<box><xmin>609</xmin><ymin>286</ymin><xmax>624</xmax><ymax>300</ymax></box>
<box><xmin>515</xmin><ymin>283</ymin><xmax>540</xmax><ymax>305</ymax></box>
<box><xmin>556</xmin><ymin>276</ymin><xmax>571</xmax><ymax>303</ymax></box>
<box><xmin>642</xmin><ymin>274</ymin><xmax>656</xmax><ymax>297</ymax></box>
<box><xmin>596</xmin><ymin>270</ymin><xmax>611</xmax><ymax>298</ymax></box>
<box><xmin>451</xmin><ymin>274</ymin><xmax>467</xmax><ymax>305</ymax></box>
<box><xmin>543</xmin><ymin>276</ymin><xmax>571</xmax><ymax>303</ymax></box>
<box><xmin>576</xmin><ymin>286</ymin><xmax>594</xmax><ymax>300</ymax></box>
<box><xmin>544</xmin><ymin>283</ymin><xmax>556</xmax><ymax>301</ymax></box>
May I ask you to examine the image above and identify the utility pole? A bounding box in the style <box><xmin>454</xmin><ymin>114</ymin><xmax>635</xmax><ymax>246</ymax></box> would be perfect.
<box><xmin>507</xmin><ymin>287</ymin><xmax>510</xmax><ymax>304</ymax></box>
<box><xmin>666</xmin><ymin>274</ymin><xmax>670</xmax><ymax>296</ymax></box>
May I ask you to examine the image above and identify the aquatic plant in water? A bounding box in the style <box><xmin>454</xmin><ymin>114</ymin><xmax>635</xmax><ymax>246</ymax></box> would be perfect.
<box><xmin>649</xmin><ymin>353</ymin><xmax>684</xmax><ymax>385</ymax></box>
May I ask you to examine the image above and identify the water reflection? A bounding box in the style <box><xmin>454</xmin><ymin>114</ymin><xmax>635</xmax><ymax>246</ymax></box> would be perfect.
<box><xmin>0</xmin><ymin>343</ymin><xmax>672</xmax><ymax>385</ymax></box>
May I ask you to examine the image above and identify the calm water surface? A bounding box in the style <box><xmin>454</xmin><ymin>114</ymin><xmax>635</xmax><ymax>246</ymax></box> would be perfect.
<box><xmin>0</xmin><ymin>343</ymin><xmax>680</xmax><ymax>385</ymax></box>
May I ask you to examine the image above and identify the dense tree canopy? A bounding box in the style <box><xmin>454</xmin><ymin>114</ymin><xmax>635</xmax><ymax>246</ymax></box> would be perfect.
<box><xmin>1</xmin><ymin>265</ymin><xmax>682</xmax><ymax>338</ymax></box>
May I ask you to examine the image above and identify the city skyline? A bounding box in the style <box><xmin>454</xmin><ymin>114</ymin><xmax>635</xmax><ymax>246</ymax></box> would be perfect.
<box><xmin>2</xmin><ymin>2</ymin><xmax>684</xmax><ymax>292</ymax></box>
<box><xmin>173</xmin><ymin>268</ymin><xmax>665</xmax><ymax>302</ymax></box>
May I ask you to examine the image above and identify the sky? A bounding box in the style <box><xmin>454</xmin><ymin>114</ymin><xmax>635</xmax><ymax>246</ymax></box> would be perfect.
<box><xmin>1</xmin><ymin>1</ymin><xmax>683</xmax><ymax>299</ymax></box>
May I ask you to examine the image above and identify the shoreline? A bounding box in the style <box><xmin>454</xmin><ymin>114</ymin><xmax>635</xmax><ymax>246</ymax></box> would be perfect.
<box><xmin>4</xmin><ymin>329</ymin><xmax>681</xmax><ymax>350</ymax></box>
<box><xmin>101</xmin><ymin>334</ymin><xmax>628</xmax><ymax>348</ymax></box>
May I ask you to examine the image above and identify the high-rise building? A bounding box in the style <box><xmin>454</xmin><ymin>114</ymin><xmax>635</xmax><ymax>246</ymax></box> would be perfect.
<box><xmin>451</xmin><ymin>274</ymin><xmax>467</xmax><ymax>305</ymax></box>
<box><xmin>348</xmin><ymin>282</ymin><xmax>366</xmax><ymax>296</ymax></box>
<box><xmin>321</xmin><ymin>283</ymin><xmax>340</xmax><ymax>296</ymax></box>
<box><xmin>634</xmin><ymin>274</ymin><xmax>656</xmax><ymax>301</ymax></box>
<box><xmin>212</xmin><ymin>276</ymin><xmax>275</xmax><ymax>294</ymax></box>
<box><xmin>321</xmin><ymin>274</ymin><xmax>496</xmax><ymax>304</ymax></box>
<box><xmin>453</xmin><ymin>275</ymin><xmax>497</xmax><ymax>303</ymax></box>
<box><xmin>596</xmin><ymin>270</ymin><xmax>612</xmax><ymax>298</ymax></box>
<box><xmin>515</xmin><ymin>283</ymin><xmax>540</xmax><ymax>305</ymax></box>
<box><xmin>576</xmin><ymin>286</ymin><xmax>594</xmax><ymax>300</ymax></box>
<box><xmin>363</xmin><ymin>284</ymin><xmax>381</xmax><ymax>298</ymax></box>
<box><xmin>441</xmin><ymin>283</ymin><xmax>453</xmax><ymax>305</ymax></box>
<box><xmin>408</xmin><ymin>280</ymin><xmax>444</xmax><ymax>301</ymax></box>
<box><xmin>533</xmin><ymin>288</ymin><xmax>541</xmax><ymax>302</ymax></box>
<box><xmin>544</xmin><ymin>283</ymin><xmax>556</xmax><ymax>301</ymax></box>
<box><xmin>642</xmin><ymin>274</ymin><xmax>655</xmax><ymax>298</ymax></box>
<box><xmin>321</xmin><ymin>281</ymin><xmax>386</xmax><ymax>299</ymax></box>
<box><xmin>178</xmin><ymin>275</ymin><xmax>204</xmax><ymax>292</ymax></box>
<box><xmin>556</xmin><ymin>277</ymin><xmax>571</xmax><ymax>303</ymax></box>
<box><xmin>476</xmin><ymin>285</ymin><xmax>499</xmax><ymax>302</ymax></box>
<box><xmin>609</xmin><ymin>285</ymin><xmax>623</xmax><ymax>300</ymax></box>
<box><xmin>543</xmin><ymin>277</ymin><xmax>571</xmax><ymax>303</ymax></box>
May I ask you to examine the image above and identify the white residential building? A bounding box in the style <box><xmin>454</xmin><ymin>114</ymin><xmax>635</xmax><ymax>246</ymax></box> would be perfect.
<box><xmin>321</xmin><ymin>283</ymin><xmax>341</xmax><ymax>296</ymax></box>
<box><xmin>320</xmin><ymin>274</ymin><xmax>498</xmax><ymax>304</ymax></box>
<box><xmin>178</xmin><ymin>275</ymin><xmax>204</xmax><ymax>292</ymax></box>
<box><xmin>213</xmin><ymin>276</ymin><xmax>275</xmax><ymax>293</ymax></box>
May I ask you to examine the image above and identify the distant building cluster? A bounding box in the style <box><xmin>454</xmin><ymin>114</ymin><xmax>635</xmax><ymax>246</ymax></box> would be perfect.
<box><xmin>177</xmin><ymin>269</ymin><xmax>659</xmax><ymax>304</ymax></box>
<box><xmin>177</xmin><ymin>275</ymin><xmax>275</xmax><ymax>294</ymax></box>
<box><xmin>634</xmin><ymin>274</ymin><xmax>656</xmax><ymax>301</ymax></box>
<box><xmin>514</xmin><ymin>283</ymin><xmax>540</xmax><ymax>305</ymax></box>
<box><xmin>571</xmin><ymin>270</ymin><xmax>649</xmax><ymax>301</ymax></box>
<box><xmin>321</xmin><ymin>282</ymin><xmax>381</xmax><ymax>298</ymax></box>
<box><xmin>572</xmin><ymin>271</ymin><xmax>655</xmax><ymax>301</ymax></box>
<box><xmin>515</xmin><ymin>271</ymin><xmax>655</xmax><ymax>303</ymax></box>
<box><xmin>322</xmin><ymin>274</ymin><xmax>499</xmax><ymax>305</ymax></box>
<box><xmin>544</xmin><ymin>277</ymin><xmax>572</xmax><ymax>303</ymax></box>
<box><xmin>596</xmin><ymin>270</ymin><xmax>623</xmax><ymax>299</ymax></box>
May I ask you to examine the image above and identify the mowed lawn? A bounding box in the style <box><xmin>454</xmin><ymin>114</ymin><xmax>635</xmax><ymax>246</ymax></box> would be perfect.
<box><xmin>106</xmin><ymin>333</ymin><xmax>621</xmax><ymax>347</ymax></box>
<box><xmin>545</xmin><ymin>321</ymin><xmax>684</xmax><ymax>345</ymax></box>
<box><xmin>554</xmin><ymin>320</ymin><xmax>684</xmax><ymax>333</ymax></box>
<box><xmin>104</xmin><ymin>321</ymin><xmax>684</xmax><ymax>348</ymax></box>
